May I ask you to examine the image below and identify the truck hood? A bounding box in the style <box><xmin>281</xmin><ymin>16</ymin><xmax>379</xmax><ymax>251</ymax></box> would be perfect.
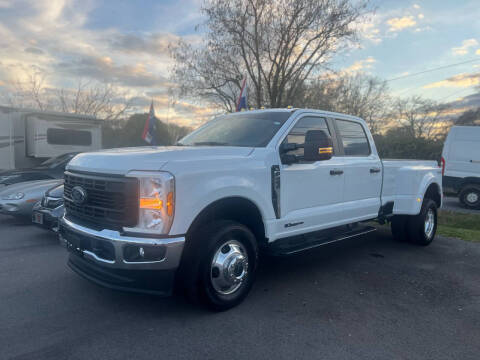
<box><xmin>67</xmin><ymin>146</ymin><xmax>254</xmax><ymax>175</ymax></box>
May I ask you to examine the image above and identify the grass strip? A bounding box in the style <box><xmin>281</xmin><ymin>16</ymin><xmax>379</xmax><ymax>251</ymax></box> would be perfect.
<box><xmin>437</xmin><ymin>210</ymin><xmax>480</xmax><ymax>242</ymax></box>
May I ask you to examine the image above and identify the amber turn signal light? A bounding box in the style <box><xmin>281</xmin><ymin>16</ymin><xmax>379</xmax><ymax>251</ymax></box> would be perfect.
<box><xmin>166</xmin><ymin>192</ymin><xmax>174</xmax><ymax>216</ymax></box>
<box><xmin>140</xmin><ymin>196</ymin><xmax>163</xmax><ymax>210</ymax></box>
<box><xmin>318</xmin><ymin>147</ymin><xmax>333</xmax><ymax>154</ymax></box>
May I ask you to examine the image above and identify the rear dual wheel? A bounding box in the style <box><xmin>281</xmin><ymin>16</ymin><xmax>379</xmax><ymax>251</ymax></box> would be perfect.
<box><xmin>390</xmin><ymin>199</ymin><xmax>437</xmax><ymax>246</ymax></box>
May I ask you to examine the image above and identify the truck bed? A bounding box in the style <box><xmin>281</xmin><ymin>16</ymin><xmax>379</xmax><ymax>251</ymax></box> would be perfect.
<box><xmin>381</xmin><ymin>159</ymin><xmax>442</xmax><ymax>215</ymax></box>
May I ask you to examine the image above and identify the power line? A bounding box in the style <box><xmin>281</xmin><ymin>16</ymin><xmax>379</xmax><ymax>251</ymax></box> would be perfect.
<box><xmin>386</xmin><ymin>58</ymin><xmax>480</xmax><ymax>82</ymax></box>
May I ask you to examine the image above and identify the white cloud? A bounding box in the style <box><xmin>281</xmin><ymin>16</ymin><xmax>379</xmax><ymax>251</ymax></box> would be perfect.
<box><xmin>0</xmin><ymin>0</ymin><xmax>213</xmax><ymax>127</ymax></box>
<box><xmin>418</xmin><ymin>13</ymin><xmax>424</xmax><ymax>19</ymax></box>
<box><xmin>452</xmin><ymin>39</ymin><xmax>479</xmax><ymax>55</ymax></box>
<box><xmin>424</xmin><ymin>73</ymin><xmax>480</xmax><ymax>89</ymax></box>
<box><xmin>342</xmin><ymin>57</ymin><xmax>376</xmax><ymax>74</ymax></box>
<box><xmin>386</xmin><ymin>16</ymin><xmax>417</xmax><ymax>32</ymax></box>
<box><xmin>413</xmin><ymin>4</ymin><xmax>421</xmax><ymax>9</ymax></box>
<box><xmin>354</xmin><ymin>20</ymin><xmax>382</xmax><ymax>44</ymax></box>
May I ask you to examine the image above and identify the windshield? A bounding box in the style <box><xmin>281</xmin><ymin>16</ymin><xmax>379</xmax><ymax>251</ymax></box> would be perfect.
<box><xmin>178</xmin><ymin>112</ymin><xmax>292</xmax><ymax>147</ymax></box>
<box><xmin>35</xmin><ymin>153</ymin><xmax>75</xmax><ymax>169</ymax></box>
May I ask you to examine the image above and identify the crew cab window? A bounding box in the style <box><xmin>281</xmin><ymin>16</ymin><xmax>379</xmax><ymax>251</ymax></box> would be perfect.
<box><xmin>285</xmin><ymin>116</ymin><xmax>330</xmax><ymax>157</ymax></box>
<box><xmin>335</xmin><ymin>119</ymin><xmax>370</xmax><ymax>156</ymax></box>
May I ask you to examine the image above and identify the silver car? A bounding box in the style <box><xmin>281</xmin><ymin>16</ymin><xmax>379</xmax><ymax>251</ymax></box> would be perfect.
<box><xmin>0</xmin><ymin>179</ymin><xmax>63</xmax><ymax>217</ymax></box>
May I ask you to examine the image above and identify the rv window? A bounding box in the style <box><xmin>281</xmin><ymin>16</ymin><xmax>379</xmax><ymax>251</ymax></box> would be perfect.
<box><xmin>47</xmin><ymin>129</ymin><xmax>92</xmax><ymax>146</ymax></box>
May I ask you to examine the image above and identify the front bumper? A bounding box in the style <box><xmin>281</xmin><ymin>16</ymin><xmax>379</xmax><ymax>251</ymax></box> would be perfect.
<box><xmin>0</xmin><ymin>199</ymin><xmax>22</xmax><ymax>215</ymax></box>
<box><xmin>59</xmin><ymin>217</ymin><xmax>185</xmax><ymax>295</ymax></box>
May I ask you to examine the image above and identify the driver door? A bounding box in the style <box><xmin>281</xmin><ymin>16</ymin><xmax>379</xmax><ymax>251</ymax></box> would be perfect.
<box><xmin>278</xmin><ymin>116</ymin><xmax>346</xmax><ymax>238</ymax></box>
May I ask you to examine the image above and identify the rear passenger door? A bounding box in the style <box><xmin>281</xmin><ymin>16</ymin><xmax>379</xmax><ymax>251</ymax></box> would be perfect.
<box><xmin>335</xmin><ymin>119</ymin><xmax>382</xmax><ymax>221</ymax></box>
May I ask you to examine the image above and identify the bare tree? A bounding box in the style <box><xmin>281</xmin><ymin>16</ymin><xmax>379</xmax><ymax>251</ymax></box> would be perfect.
<box><xmin>171</xmin><ymin>0</ymin><xmax>369</xmax><ymax>111</ymax></box>
<box><xmin>3</xmin><ymin>70</ymin><xmax>55</xmax><ymax>111</ymax></box>
<box><xmin>55</xmin><ymin>80</ymin><xmax>132</xmax><ymax>120</ymax></box>
<box><xmin>2</xmin><ymin>70</ymin><xmax>132</xmax><ymax>119</ymax></box>
<box><xmin>392</xmin><ymin>96</ymin><xmax>450</xmax><ymax>139</ymax></box>
<box><xmin>296</xmin><ymin>73</ymin><xmax>389</xmax><ymax>134</ymax></box>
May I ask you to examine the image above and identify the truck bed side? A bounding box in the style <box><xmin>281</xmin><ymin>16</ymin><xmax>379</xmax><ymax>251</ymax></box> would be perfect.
<box><xmin>381</xmin><ymin>160</ymin><xmax>442</xmax><ymax>215</ymax></box>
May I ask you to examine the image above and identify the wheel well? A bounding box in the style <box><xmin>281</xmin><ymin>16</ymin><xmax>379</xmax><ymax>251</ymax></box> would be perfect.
<box><xmin>425</xmin><ymin>183</ymin><xmax>442</xmax><ymax>208</ymax></box>
<box><xmin>186</xmin><ymin>197</ymin><xmax>266</xmax><ymax>246</ymax></box>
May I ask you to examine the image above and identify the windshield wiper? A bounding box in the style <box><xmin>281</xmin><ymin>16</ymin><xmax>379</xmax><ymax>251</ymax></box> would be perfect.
<box><xmin>193</xmin><ymin>141</ymin><xmax>229</xmax><ymax>146</ymax></box>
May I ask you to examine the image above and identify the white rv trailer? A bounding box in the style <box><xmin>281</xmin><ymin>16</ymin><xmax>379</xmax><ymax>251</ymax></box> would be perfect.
<box><xmin>0</xmin><ymin>106</ymin><xmax>103</xmax><ymax>170</ymax></box>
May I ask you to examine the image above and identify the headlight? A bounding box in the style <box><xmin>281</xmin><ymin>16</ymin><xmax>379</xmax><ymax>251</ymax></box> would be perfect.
<box><xmin>125</xmin><ymin>171</ymin><xmax>175</xmax><ymax>235</ymax></box>
<box><xmin>2</xmin><ymin>192</ymin><xmax>25</xmax><ymax>200</ymax></box>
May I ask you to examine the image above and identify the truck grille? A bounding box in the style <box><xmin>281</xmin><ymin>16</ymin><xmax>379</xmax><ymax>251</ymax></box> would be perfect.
<box><xmin>64</xmin><ymin>171</ymin><xmax>139</xmax><ymax>230</ymax></box>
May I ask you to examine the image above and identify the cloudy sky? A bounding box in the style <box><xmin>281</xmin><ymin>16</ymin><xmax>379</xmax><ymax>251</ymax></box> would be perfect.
<box><xmin>0</xmin><ymin>0</ymin><xmax>479</xmax><ymax>127</ymax></box>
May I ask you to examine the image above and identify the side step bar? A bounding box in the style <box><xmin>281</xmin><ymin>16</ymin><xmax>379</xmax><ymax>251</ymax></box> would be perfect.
<box><xmin>266</xmin><ymin>224</ymin><xmax>377</xmax><ymax>256</ymax></box>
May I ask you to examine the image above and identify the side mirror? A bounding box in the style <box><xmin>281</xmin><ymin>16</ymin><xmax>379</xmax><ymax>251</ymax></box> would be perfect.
<box><xmin>303</xmin><ymin>130</ymin><xmax>333</xmax><ymax>161</ymax></box>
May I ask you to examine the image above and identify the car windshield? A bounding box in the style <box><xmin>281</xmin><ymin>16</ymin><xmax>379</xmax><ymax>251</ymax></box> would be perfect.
<box><xmin>35</xmin><ymin>154</ymin><xmax>75</xmax><ymax>169</ymax></box>
<box><xmin>178</xmin><ymin>112</ymin><xmax>292</xmax><ymax>147</ymax></box>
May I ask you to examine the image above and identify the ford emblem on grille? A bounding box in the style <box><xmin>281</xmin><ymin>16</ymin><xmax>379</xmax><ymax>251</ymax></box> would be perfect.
<box><xmin>71</xmin><ymin>186</ymin><xmax>87</xmax><ymax>205</ymax></box>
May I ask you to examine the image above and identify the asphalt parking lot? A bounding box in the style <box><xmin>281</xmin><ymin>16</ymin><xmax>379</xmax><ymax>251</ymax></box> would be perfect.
<box><xmin>1</xmin><ymin>214</ymin><xmax>479</xmax><ymax>360</ymax></box>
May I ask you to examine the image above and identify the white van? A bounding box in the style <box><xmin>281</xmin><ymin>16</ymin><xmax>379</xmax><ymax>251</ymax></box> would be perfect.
<box><xmin>441</xmin><ymin>126</ymin><xmax>480</xmax><ymax>209</ymax></box>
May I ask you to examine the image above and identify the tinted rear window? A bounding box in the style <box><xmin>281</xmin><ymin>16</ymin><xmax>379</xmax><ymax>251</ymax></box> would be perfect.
<box><xmin>336</xmin><ymin>119</ymin><xmax>370</xmax><ymax>156</ymax></box>
<box><xmin>47</xmin><ymin>129</ymin><xmax>92</xmax><ymax>146</ymax></box>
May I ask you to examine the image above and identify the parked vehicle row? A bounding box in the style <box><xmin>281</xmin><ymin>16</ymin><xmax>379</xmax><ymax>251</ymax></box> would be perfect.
<box><xmin>1</xmin><ymin>114</ymin><xmax>478</xmax><ymax>312</ymax></box>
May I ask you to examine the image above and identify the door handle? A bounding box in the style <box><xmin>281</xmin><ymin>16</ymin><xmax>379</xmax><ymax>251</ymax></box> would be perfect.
<box><xmin>370</xmin><ymin>168</ymin><xmax>381</xmax><ymax>173</ymax></box>
<box><xmin>330</xmin><ymin>169</ymin><xmax>344</xmax><ymax>176</ymax></box>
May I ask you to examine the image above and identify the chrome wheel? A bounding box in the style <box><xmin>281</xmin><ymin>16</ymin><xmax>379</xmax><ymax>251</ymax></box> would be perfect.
<box><xmin>210</xmin><ymin>240</ymin><xmax>249</xmax><ymax>295</ymax></box>
<box><xmin>466</xmin><ymin>192</ymin><xmax>479</xmax><ymax>204</ymax></box>
<box><xmin>424</xmin><ymin>208</ymin><xmax>435</xmax><ymax>239</ymax></box>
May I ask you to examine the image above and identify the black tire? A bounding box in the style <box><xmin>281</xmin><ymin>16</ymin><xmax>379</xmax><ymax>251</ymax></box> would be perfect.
<box><xmin>459</xmin><ymin>185</ymin><xmax>480</xmax><ymax>209</ymax></box>
<box><xmin>407</xmin><ymin>199</ymin><xmax>437</xmax><ymax>246</ymax></box>
<box><xmin>391</xmin><ymin>215</ymin><xmax>409</xmax><ymax>242</ymax></box>
<box><xmin>178</xmin><ymin>220</ymin><xmax>258</xmax><ymax>311</ymax></box>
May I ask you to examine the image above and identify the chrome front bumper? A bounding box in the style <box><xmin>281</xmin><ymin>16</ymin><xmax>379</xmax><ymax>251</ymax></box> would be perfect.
<box><xmin>59</xmin><ymin>217</ymin><xmax>185</xmax><ymax>271</ymax></box>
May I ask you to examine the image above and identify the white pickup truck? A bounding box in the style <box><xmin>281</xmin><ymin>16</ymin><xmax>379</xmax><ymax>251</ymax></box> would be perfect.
<box><xmin>60</xmin><ymin>108</ymin><xmax>442</xmax><ymax>310</ymax></box>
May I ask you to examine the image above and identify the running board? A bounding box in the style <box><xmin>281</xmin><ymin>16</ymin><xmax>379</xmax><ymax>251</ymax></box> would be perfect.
<box><xmin>266</xmin><ymin>224</ymin><xmax>377</xmax><ymax>256</ymax></box>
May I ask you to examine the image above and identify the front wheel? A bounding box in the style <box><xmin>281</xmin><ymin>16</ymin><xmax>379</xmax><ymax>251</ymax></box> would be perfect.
<box><xmin>180</xmin><ymin>220</ymin><xmax>258</xmax><ymax>311</ymax></box>
<box><xmin>407</xmin><ymin>199</ymin><xmax>438</xmax><ymax>246</ymax></box>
